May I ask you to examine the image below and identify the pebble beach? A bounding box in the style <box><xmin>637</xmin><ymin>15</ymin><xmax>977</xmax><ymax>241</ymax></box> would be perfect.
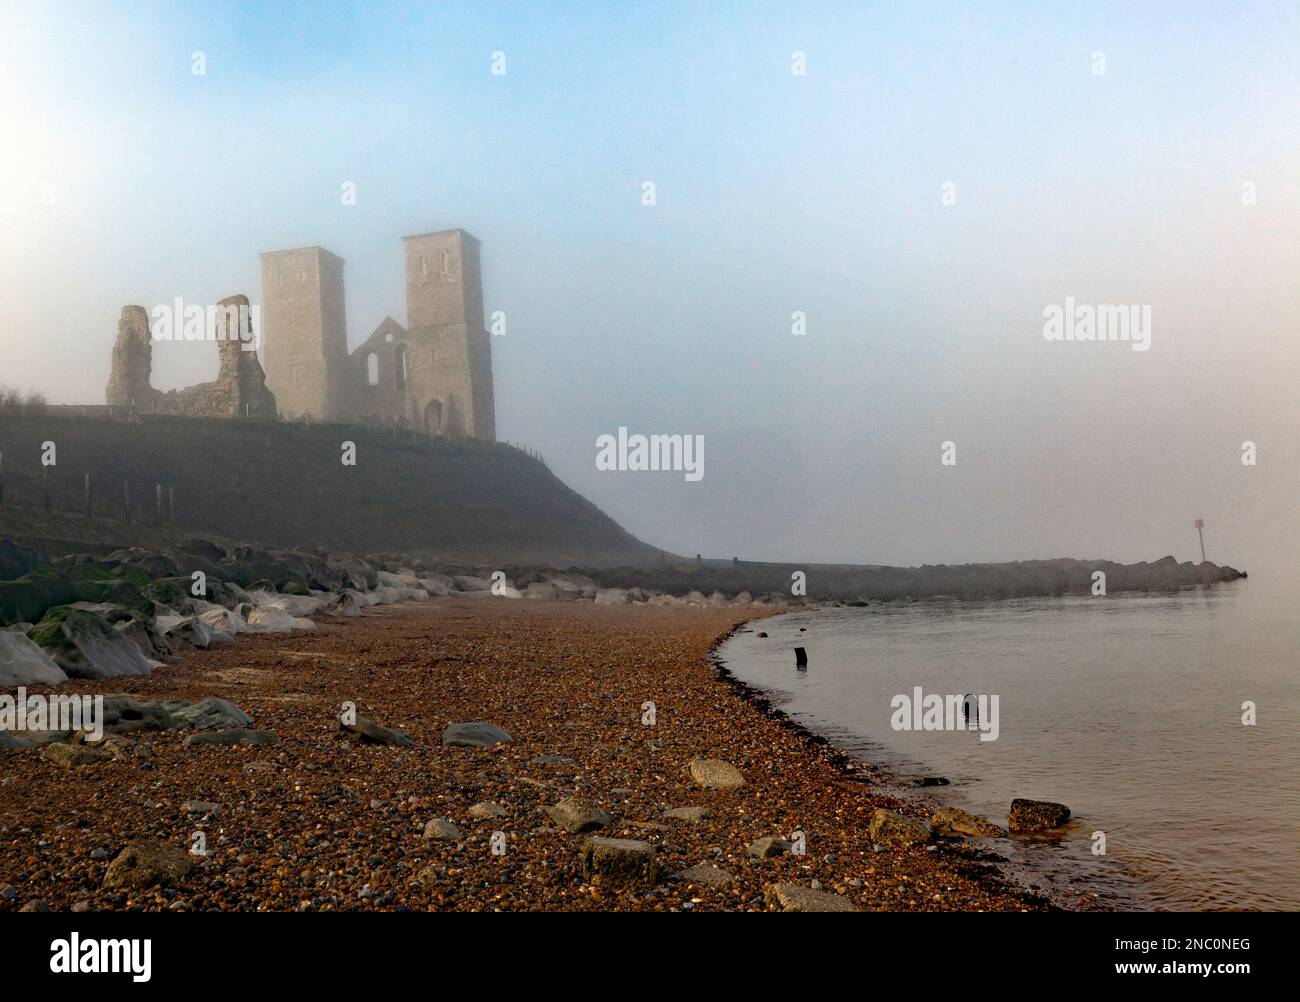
<box><xmin>0</xmin><ymin>598</ymin><xmax>1050</xmax><ymax>912</ymax></box>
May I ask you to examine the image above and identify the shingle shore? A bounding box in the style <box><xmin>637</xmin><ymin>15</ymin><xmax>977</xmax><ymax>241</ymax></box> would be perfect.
<box><xmin>0</xmin><ymin>599</ymin><xmax>1049</xmax><ymax>911</ymax></box>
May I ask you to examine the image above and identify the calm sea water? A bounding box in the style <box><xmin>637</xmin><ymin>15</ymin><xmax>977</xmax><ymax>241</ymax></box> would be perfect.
<box><xmin>719</xmin><ymin>577</ymin><xmax>1300</xmax><ymax>911</ymax></box>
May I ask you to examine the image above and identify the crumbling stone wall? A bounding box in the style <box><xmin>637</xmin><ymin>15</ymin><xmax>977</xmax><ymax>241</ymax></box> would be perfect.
<box><xmin>105</xmin><ymin>306</ymin><xmax>156</xmax><ymax>411</ymax></box>
<box><xmin>104</xmin><ymin>295</ymin><xmax>277</xmax><ymax>420</ymax></box>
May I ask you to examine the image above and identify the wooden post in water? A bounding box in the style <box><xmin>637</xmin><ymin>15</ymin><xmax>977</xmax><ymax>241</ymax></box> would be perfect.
<box><xmin>156</xmin><ymin>483</ymin><xmax>163</xmax><ymax>523</ymax></box>
<box><xmin>122</xmin><ymin>480</ymin><xmax>131</xmax><ymax>523</ymax></box>
<box><xmin>84</xmin><ymin>473</ymin><xmax>92</xmax><ymax>518</ymax></box>
<box><xmin>1194</xmin><ymin>518</ymin><xmax>1207</xmax><ymax>562</ymax></box>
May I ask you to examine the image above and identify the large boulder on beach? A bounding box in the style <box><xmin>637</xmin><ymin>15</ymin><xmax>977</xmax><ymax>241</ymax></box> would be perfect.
<box><xmin>175</xmin><ymin>538</ymin><xmax>226</xmax><ymax>563</ymax></box>
<box><xmin>376</xmin><ymin>571</ymin><xmax>409</xmax><ymax>590</ymax></box>
<box><xmin>327</xmin><ymin>555</ymin><xmax>379</xmax><ymax>592</ymax></box>
<box><xmin>548</xmin><ymin>796</ymin><xmax>612</xmax><ymax>834</ymax></box>
<box><xmin>107</xmin><ymin>548</ymin><xmax>180</xmax><ymax>580</ymax></box>
<box><xmin>244</xmin><ymin>605</ymin><xmax>315</xmax><ymax>633</ymax></box>
<box><xmin>216</xmin><ymin>550</ymin><xmax>301</xmax><ymax>591</ymax></box>
<box><xmin>114</xmin><ymin>610</ymin><xmax>173</xmax><ymax>660</ymax></box>
<box><xmin>102</xmin><ymin>839</ymin><xmax>192</xmax><ymax>890</ymax></box>
<box><xmin>260</xmin><ymin>591</ymin><xmax>337</xmax><ymax>618</ymax></box>
<box><xmin>441</xmin><ymin>721</ymin><xmax>511</xmax><ymax>748</ymax></box>
<box><xmin>195</xmin><ymin>604</ymin><xmax>245</xmax><ymax>639</ymax></box>
<box><xmin>1008</xmin><ymin>798</ymin><xmax>1071</xmax><ymax>831</ymax></box>
<box><xmin>0</xmin><ymin>627</ymin><xmax>68</xmax><ymax>686</ymax></box>
<box><xmin>42</xmin><ymin>741</ymin><xmax>113</xmax><ymax>768</ymax></box>
<box><xmin>155</xmin><ymin>613</ymin><xmax>215</xmax><ymax>650</ymax></box>
<box><xmin>97</xmin><ymin>694</ymin><xmax>253</xmax><ymax>735</ymax></box>
<box><xmin>144</xmin><ymin>576</ymin><xmax>203</xmax><ymax>613</ymax></box>
<box><xmin>580</xmin><ymin>837</ymin><xmax>657</xmax><ymax>888</ymax></box>
<box><xmin>0</xmin><ymin>564</ymin><xmax>78</xmax><ymax>626</ymax></box>
<box><xmin>868</xmin><ymin>808</ymin><xmax>931</xmax><ymax>847</ymax></box>
<box><xmin>687</xmin><ymin>758</ymin><xmax>745</xmax><ymax>789</ymax></box>
<box><xmin>162</xmin><ymin>550</ymin><xmax>226</xmax><ymax>586</ymax></box>
<box><xmin>165</xmin><ymin>696</ymin><xmax>252</xmax><ymax>731</ymax></box>
<box><xmin>544</xmin><ymin>576</ymin><xmax>584</xmax><ymax>600</ymax></box>
<box><xmin>764</xmin><ymin>883</ymin><xmax>857</xmax><ymax>912</ymax></box>
<box><xmin>594</xmin><ymin>588</ymin><xmax>629</xmax><ymax>605</ymax></box>
<box><xmin>29</xmin><ymin>606</ymin><xmax>160</xmax><ymax>679</ymax></box>
<box><xmin>930</xmin><ymin>806</ymin><xmax>1007</xmax><ymax>838</ymax></box>
<box><xmin>337</xmin><ymin>590</ymin><xmax>367</xmax><ymax>617</ymax></box>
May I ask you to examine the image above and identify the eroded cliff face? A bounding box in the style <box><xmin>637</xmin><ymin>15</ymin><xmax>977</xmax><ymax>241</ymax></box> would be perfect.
<box><xmin>104</xmin><ymin>297</ymin><xmax>277</xmax><ymax>420</ymax></box>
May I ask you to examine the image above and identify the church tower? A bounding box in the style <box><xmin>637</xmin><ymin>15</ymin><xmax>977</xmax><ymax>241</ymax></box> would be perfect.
<box><xmin>259</xmin><ymin>246</ymin><xmax>350</xmax><ymax>420</ymax></box>
<box><xmin>401</xmin><ymin>230</ymin><xmax>495</xmax><ymax>440</ymax></box>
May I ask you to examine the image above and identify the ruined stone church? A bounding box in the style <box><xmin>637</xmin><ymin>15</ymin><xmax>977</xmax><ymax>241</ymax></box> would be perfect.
<box><xmin>104</xmin><ymin>229</ymin><xmax>495</xmax><ymax>442</ymax></box>
<box><xmin>260</xmin><ymin>229</ymin><xmax>495</xmax><ymax>440</ymax></box>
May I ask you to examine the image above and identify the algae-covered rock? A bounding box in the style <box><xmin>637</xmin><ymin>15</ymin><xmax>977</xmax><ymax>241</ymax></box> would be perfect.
<box><xmin>1008</xmin><ymin>798</ymin><xmax>1071</xmax><ymax>832</ymax></box>
<box><xmin>930</xmin><ymin>806</ymin><xmax>1008</xmax><ymax>838</ymax></box>
<box><xmin>867</xmin><ymin>808</ymin><xmax>931</xmax><ymax>847</ymax></box>
<box><xmin>29</xmin><ymin>606</ymin><xmax>160</xmax><ymax>679</ymax></box>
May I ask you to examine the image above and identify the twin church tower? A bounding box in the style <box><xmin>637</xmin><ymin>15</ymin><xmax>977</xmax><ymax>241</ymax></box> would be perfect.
<box><xmin>259</xmin><ymin>229</ymin><xmax>495</xmax><ymax>441</ymax></box>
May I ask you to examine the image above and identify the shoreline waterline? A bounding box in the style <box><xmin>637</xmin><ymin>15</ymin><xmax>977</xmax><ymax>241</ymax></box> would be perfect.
<box><xmin>710</xmin><ymin>613</ymin><xmax>1122</xmax><ymax>911</ymax></box>
<box><xmin>719</xmin><ymin>587</ymin><xmax>1297</xmax><ymax>912</ymax></box>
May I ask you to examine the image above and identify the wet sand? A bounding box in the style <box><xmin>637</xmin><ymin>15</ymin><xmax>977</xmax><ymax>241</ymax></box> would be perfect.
<box><xmin>0</xmin><ymin>599</ymin><xmax>1048</xmax><ymax>911</ymax></box>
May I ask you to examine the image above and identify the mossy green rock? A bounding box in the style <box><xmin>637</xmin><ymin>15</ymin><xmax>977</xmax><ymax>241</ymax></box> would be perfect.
<box><xmin>0</xmin><ymin>567</ymin><xmax>76</xmax><ymax>627</ymax></box>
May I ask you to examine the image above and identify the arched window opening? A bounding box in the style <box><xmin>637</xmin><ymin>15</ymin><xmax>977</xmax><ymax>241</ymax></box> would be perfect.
<box><xmin>366</xmin><ymin>352</ymin><xmax>379</xmax><ymax>386</ymax></box>
<box><xmin>396</xmin><ymin>345</ymin><xmax>408</xmax><ymax>388</ymax></box>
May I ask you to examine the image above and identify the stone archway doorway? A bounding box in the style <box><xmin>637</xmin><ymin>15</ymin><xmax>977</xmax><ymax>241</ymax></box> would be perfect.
<box><xmin>424</xmin><ymin>399</ymin><xmax>443</xmax><ymax>436</ymax></box>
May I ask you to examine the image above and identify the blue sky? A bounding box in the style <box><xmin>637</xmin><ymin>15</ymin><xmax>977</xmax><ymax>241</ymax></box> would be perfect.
<box><xmin>1</xmin><ymin>1</ymin><xmax>1296</xmax><ymax>573</ymax></box>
